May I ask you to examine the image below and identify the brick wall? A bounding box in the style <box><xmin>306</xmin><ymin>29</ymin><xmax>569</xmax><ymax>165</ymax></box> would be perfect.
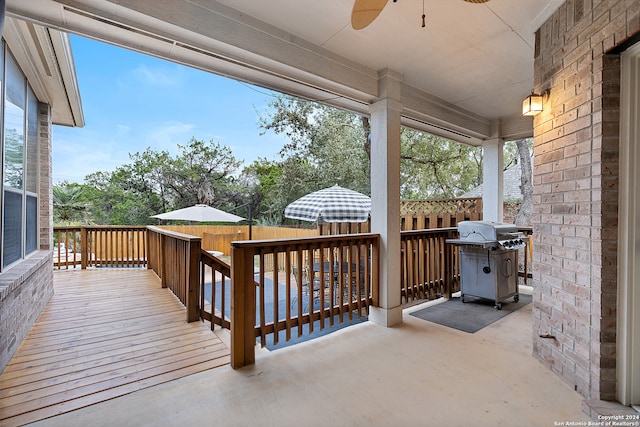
<box><xmin>0</xmin><ymin>253</ymin><xmax>53</xmax><ymax>371</ymax></box>
<box><xmin>532</xmin><ymin>0</ymin><xmax>640</xmax><ymax>401</ymax></box>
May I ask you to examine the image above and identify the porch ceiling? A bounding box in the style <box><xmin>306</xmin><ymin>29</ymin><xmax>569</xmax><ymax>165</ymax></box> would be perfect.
<box><xmin>7</xmin><ymin>0</ymin><xmax>563</xmax><ymax>144</ymax></box>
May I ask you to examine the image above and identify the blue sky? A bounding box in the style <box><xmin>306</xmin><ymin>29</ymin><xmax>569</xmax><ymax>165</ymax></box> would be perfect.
<box><xmin>52</xmin><ymin>35</ymin><xmax>287</xmax><ymax>184</ymax></box>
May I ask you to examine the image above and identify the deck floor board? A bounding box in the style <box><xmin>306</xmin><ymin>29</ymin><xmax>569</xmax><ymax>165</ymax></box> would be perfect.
<box><xmin>0</xmin><ymin>269</ymin><xmax>230</xmax><ymax>426</ymax></box>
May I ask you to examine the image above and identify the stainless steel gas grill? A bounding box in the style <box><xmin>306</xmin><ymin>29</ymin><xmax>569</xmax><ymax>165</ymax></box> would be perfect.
<box><xmin>446</xmin><ymin>221</ymin><xmax>525</xmax><ymax>309</ymax></box>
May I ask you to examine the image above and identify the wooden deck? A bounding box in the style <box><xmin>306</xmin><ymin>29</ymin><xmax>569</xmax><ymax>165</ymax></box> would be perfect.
<box><xmin>0</xmin><ymin>269</ymin><xmax>230</xmax><ymax>426</ymax></box>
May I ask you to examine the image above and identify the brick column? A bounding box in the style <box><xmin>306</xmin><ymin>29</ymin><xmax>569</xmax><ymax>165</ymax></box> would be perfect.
<box><xmin>39</xmin><ymin>102</ymin><xmax>53</xmax><ymax>251</ymax></box>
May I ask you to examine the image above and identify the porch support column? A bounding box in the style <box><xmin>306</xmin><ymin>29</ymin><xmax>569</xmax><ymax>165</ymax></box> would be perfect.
<box><xmin>482</xmin><ymin>138</ymin><xmax>504</xmax><ymax>222</ymax></box>
<box><xmin>368</xmin><ymin>69</ymin><xmax>403</xmax><ymax>327</ymax></box>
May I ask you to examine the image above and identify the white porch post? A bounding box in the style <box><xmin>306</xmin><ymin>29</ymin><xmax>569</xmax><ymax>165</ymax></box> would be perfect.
<box><xmin>368</xmin><ymin>70</ymin><xmax>403</xmax><ymax>327</ymax></box>
<box><xmin>482</xmin><ymin>138</ymin><xmax>504</xmax><ymax>222</ymax></box>
<box><xmin>618</xmin><ymin>42</ymin><xmax>640</xmax><ymax>407</ymax></box>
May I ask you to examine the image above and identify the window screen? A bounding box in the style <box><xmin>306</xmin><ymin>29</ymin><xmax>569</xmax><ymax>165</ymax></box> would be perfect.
<box><xmin>3</xmin><ymin>190</ymin><xmax>23</xmax><ymax>266</ymax></box>
<box><xmin>26</xmin><ymin>195</ymin><xmax>37</xmax><ymax>254</ymax></box>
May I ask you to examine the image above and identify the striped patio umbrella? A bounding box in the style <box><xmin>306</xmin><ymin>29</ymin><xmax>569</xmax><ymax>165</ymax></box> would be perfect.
<box><xmin>284</xmin><ymin>185</ymin><xmax>371</xmax><ymax>223</ymax></box>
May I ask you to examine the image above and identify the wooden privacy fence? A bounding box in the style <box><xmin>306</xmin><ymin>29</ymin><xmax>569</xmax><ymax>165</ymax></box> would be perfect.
<box><xmin>53</xmin><ymin>226</ymin><xmax>147</xmax><ymax>269</ymax></box>
<box><xmin>147</xmin><ymin>226</ymin><xmax>201</xmax><ymax>322</ymax></box>
<box><xmin>229</xmin><ymin>234</ymin><xmax>380</xmax><ymax>368</ymax></box>
<box><xmin>400</xmin><ymin>228</ymin><xmax>460</xmax><ymax>304</ymax></box>
<box><xmin>158</xmin><ymin>225</ymin><xmax>318</xmax><ymax>255</ymax></box>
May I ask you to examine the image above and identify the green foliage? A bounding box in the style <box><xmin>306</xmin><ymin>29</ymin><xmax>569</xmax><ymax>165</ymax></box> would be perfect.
<box><xmin>255</xmin><ymin>95</ymin><xmax>372</xmax><ymax>222</ymax></box>
<box><xmin>53</xmin><ymin>182</ymin><xmax>87</xmax><ymax>225</ymax></box>
<box><xmin>400</xmin><ymin>129</ymin><xmax>482</xmax><ymax>199</ymax></box>
<box><xmin>165</xmin><ymin>138</ymin><xmax>241</xmax><ymax>206</ymax></box>
<box><xmin>54</xmin><ymin>138</ymin><xmax>242</xmax><ymax>225</ymax></box>
<box><xmin>260</xmin><ymin>95</ymin><xmax>369</xmax><ymax>191</ymax></box>
<box><xmin>57</xmin><ymin>94</ymin><xmax>513</xmax><ymax>226</ymax></box>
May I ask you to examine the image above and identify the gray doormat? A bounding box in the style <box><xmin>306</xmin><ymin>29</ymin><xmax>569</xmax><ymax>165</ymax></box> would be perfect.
<box><xmin>409</xmin><ymin>294</ymin><xmax>532</xmax><ymax>333</ymax></box>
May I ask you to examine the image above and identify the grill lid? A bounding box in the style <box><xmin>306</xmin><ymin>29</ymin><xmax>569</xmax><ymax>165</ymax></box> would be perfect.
<box><xmin>446</xmin><ymin>220</ymin><xmax>525</xmax><ymax>250</ymax></box>
<box><xmin>457</xmin><ymin>220</ymin><xmax>519</xmax><ymax>241</ymax></box>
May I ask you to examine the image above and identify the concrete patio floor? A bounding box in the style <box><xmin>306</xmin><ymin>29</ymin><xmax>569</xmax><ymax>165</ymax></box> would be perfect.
<box><xmin>30</xmin><ymin>289</ymin><xmax>590</xmax><ymax>427</ymax></box>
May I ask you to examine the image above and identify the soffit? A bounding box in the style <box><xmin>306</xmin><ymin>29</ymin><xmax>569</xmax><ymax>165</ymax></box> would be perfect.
<box><xmin>3</xmin><ymin>16</ymin><xmax>84</xmax><ymax>127</ymax></box>
<box><xmin>7</xmin><ymin>0</ymin><xmax>564</xmax><ymax>140</ymax></box>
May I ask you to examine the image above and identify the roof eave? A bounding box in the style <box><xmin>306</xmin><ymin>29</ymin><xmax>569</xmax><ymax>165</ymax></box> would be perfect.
<box><xmin>3</xmin><ymin>15</ymin><xmax>84</xmax><ymax>127</ymax></box>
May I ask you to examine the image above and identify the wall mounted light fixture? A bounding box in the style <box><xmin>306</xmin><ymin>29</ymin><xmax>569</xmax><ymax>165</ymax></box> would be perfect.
<box><xmin>522</xmin><ymin>92</ymin><xmax>543</xmax><ymax>116</ymax></box>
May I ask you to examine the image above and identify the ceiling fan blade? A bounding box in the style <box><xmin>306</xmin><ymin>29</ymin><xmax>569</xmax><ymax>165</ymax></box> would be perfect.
<box><xmin>351</xmin><ymin>0</ymin><xmax>389</xmax><ymax>30</ymax></box>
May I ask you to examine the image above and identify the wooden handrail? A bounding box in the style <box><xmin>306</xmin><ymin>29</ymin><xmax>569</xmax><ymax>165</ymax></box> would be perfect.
<box><xmin>146</xmin><ymin>226</ymin><xmax>201</xmax><ymax>322</ymax></box>
<box><xmin>53</xmin><ymin>226</ymin><xmax>147</xmax><ymax>270</ymax></box>
<box><xmin>229</xmin><ymin>233</ymin><xmax>380</xmax><ymax>368</ymax></box>
<box><xmin>399</xmin><ymin>226</ymin><xmax>533</xmax><ymax>303</ymax></box>
<box><xmin>53</xmin><ymin>224</ymin><xmax>533</xmax><ymax>369</ymax></box>
<box><xmin>400</xmin><ymin>228</ymin><xmax>460</xmax><ymax>303</ymax></box>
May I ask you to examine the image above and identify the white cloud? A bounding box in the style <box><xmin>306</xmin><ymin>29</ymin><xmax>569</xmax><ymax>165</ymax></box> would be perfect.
<box><xmin>52</xmin><ymin>135</ymin><xmax>124</xmax><ymax>183</ymax></box>
<box><xmin>131</xmin><ymin>64</ymin><xmax>180</xmax><ymax>87</ymax></box>
<box><xmin>145</xmin><ymin>121</ymin><xmax>196</xmax><ymax>152</ymax></box>
<box><xmin>116</xmin><ymin>124</ymin><xmax>131</xmax><ymax>135</ymax></box>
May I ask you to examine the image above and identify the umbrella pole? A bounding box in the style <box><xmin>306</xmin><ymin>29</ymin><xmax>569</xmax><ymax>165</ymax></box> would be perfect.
<box><xmin>249</xmin><ymin>205</ymin><xmax>253</xmax><ymax>240</ymax></box>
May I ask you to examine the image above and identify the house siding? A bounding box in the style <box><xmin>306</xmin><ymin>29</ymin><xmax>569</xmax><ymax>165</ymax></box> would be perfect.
<box><xmin>0</xmin><ymin>103</ymin><xmax>54</xmax><ymax>372</ymax></box>
<box><xmin>532</xmin><ymin>0</ymin><xmax>640</xmax><ymax>401</ymax></box>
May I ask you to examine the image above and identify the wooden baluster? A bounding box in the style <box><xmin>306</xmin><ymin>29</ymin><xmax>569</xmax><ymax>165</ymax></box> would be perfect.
<box><xmin>337</xmin><ymin>244</ymin><xmax>345</xmax><ymax>323</ymax></box>
<box><xmin>271</xmin><ymin>249</ymin><xmax>279</xmax><ymax>345</ymax></box>
<box><xmin>443</xmin><ymin>233</ymin><xmax>453</xmax><ymax>299</ymax></box>
<box><xmin>318</xmin><ymin>245</ymin><xmax>326</xmax><ymax>330</ymax></box>
<box><xmin>307</xmin><ymin>247</ymin><xmax>314</xmax><ymax>334</ymax></box>
<box><xmin>347</xmin><ymin>243</ymin><xmax>354</xmax><ymax>321</ymax></box>
<box><xmin>296</xmin><ymin>249</ymin><xmax>304</xmax><ymax>337</ymax></box>
<box><xmin>328</xmin><ymin>246</ymin><xmax>335</xmax><ymax>327</ymax></box>
<box><xmin>354</xmin><ymin>242</ymin><xmax>361</xmax><ymax>318</ymax></box>
<box><xmin>285</xmin><ymin>249</ymin><xmax>292</xmax><ymax>341</ymax></box>
<box><xmin>371</xmin><ymin>236</ymin><xmax>379</xmax><ymax>308</ymax></box>
<box><xmin>259</xmin><ymin>250</ymin><xmax>267</xmax><ymax>346</ymax></box>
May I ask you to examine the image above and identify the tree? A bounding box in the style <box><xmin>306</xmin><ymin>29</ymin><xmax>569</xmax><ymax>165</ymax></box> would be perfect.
<box><xmin>258</xmin><ymin>95</ymin><xmax>371</xmax><ymax>222</ymax></box>
<box><xmin>400</xmin><ymin>129</ymin><xmax>482</xmax><ymax>199</ymax></box>
<box><xmin>242</xmin><ymin>156</ymin><xmax>322</xmax><ymax>223</ymax></box>
<box><xmin>162</xmin><ymin>138</ymin><xmax>241</xmax><ymax>206</ymax></box>
<box><xmin>259</xmin><ymin>94</ymin><xmax>488</xmax><ymax>220</ymax></box>
<box><xmin>260</xmin><ymin>95</ymin><xmax>370</xmax><ymax>194</ymax></box>
<box><xmin>81</xmin><ymin>169</ymin><xmax>164</xmax><ymax>225</ymax></box>
<box><xmin>72</xmin><ymin>138</ymin><xmax>243</xmax><ymax>225</ymax></box>
<box><xmin>514</xmin><ymin>138</ymin><xmax>533</xmax><ymax>226</ymax></box>
<box><xmin>53</xmin><ymin>182</ymin><xmax>86</xmax><ymax>225</ymax></box>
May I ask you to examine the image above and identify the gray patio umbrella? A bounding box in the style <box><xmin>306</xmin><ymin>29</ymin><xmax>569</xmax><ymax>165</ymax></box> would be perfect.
<box><xmin>151</xmin><ymin>204</ymin><xmax>244</xmax><ymax>223</ymax></box>
<box><xmin>284</xmin><ymin>185</ymin><xmax>371</xmax><ymax>223</ymax></box>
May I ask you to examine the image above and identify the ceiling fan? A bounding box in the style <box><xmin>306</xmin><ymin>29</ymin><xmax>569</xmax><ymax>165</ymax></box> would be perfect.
<box><xmin>351</xmin><ymin>0</ymin><xmax>491</xmax><ymax>30</ymax></box>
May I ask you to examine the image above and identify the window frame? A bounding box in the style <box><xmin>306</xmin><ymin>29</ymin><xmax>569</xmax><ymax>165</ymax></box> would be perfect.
<box><xmin>1</xmin><ymin>42</ymin><xmax>40</xmax><ymax>271</ymax></box>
